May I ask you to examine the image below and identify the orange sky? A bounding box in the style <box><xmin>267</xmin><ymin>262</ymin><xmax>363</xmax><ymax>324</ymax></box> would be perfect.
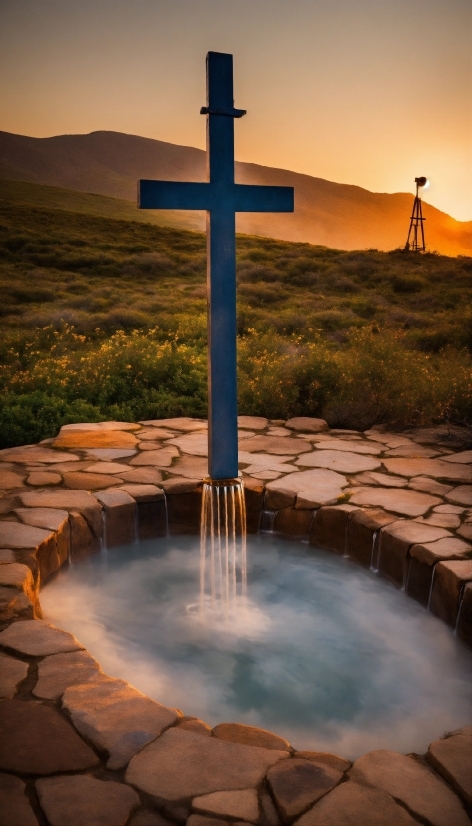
<box><xmin>0</xmin><ymin>0</ymin><xmax>471</xmax><ymax>220</ymax></box>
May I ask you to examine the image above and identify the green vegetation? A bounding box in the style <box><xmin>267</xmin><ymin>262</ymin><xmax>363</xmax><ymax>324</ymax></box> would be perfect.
<box><xmin>0</xmin><ymin>179</ymin><xmax>471</xmax><ymax>447</ymax></box>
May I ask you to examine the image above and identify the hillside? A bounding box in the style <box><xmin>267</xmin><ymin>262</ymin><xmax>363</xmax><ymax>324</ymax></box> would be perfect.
<box><xmin>1</xmin><ymin>130</ymin><xmax>470</xmax><ymax>257</ymax></box>
<box><xmin>1</xmin><ymin>179</ymin><xmax>470</xmax><ymax>351</ymax></box>
<box><xmin>0</xmin><ymin>184</ymin><xmax>470</xmax><ymax>446</ymax></box>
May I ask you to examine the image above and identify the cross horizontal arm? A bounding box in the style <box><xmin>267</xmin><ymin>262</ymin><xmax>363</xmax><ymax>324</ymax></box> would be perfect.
<box><xmin>139</xmin><ymin>180</ymin><xmax>294</xmax><ymax>214</ymax></box>
<box><xmin>139</xmin><ymin>180</ymin><xmax>211</xmax><ymax>210</ymax></box>
<box><xmin>233</xmin><ymin>184</ymin><xmax>294</xmax><ymax>213</ymax></box>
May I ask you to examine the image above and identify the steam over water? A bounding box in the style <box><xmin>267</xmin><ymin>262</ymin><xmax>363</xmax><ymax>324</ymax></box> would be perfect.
<box><xmin>42</xmin><ymin>534</ymin><xmax>472</xmax><ymax>758</ymax></box>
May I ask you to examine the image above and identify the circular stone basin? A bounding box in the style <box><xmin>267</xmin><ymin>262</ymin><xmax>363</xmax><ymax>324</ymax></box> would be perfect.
<box><xmin>41</xmin><ymin>534</ymin><xmax>472</xmax><ymax>759</ymax></box>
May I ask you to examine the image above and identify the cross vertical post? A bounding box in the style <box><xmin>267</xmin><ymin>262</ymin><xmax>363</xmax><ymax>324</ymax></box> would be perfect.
<box><xmin>138</xmin><ymin>52</ymin><xmax>294</xmax><ymax>480</ymax></box>
<box><xmin>206</xmin><ymin>52</ymin><xmax>239</xmax><ymax>479</ymax></box>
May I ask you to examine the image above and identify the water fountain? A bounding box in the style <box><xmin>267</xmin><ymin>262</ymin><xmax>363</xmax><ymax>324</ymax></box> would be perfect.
<box><xmin>199</xmin><ymin>478</ymin><xmax>247</xmax><ymax>617</ymax></box>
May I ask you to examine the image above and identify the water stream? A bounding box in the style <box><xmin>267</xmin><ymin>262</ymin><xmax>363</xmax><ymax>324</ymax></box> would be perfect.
<box><xmin>199</xmin><ymin>480</ymin><xmax>247</xmax><ymax>620</ymax></box>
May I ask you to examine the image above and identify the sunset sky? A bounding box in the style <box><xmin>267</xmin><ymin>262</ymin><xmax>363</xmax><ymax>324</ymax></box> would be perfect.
<box><xmin>0</xmin><ymin>0</ymin><xmax>470</xmax><ymax>220</ymax></box>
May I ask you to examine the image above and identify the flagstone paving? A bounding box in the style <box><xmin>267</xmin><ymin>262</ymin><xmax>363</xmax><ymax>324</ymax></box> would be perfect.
<box><xmin>0</xmin><ymin>417</ymin><xmax>471</xmax><ymax>825</ymax></box>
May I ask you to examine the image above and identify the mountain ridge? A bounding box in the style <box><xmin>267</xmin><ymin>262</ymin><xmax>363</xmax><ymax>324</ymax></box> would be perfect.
<box><xmin>1</xmin><ymin>129</ymin><xmax>470</xmax><ymax>256</ymax></box>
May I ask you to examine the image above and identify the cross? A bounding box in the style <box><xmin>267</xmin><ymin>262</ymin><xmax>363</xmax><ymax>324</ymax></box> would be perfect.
<box><xmin>138</xmin><ymin>51</ymin><xmax>294</xmax><ymax>480</ymax></box>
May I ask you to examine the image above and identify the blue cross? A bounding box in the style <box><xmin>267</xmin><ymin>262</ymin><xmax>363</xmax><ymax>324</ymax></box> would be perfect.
<box><xmin>138</xmin><ymin>52</ymin><xmax>294</xmax><ymax>480</ymax></box>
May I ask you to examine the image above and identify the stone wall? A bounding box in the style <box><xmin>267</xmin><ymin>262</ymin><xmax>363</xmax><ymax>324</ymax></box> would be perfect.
<box><xmin>1</xmin><ymin>417</ymin><xmax>472</xmax><ymax>824</ymax></box>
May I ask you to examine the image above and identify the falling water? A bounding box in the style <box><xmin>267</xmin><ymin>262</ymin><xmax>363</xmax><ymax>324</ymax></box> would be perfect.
<box><xmin>101</xmin><ymin>510</ymin><xmax>107</xmax><ymax>553</ymax></box>
<box><xmin>427</xmin><ymin>564</ymin><xmax>438</xmax><ymax>609</ymax></box>
<box><xmin>199</xmin><ymin>479</ymin><xmax>247</xmax><ymax>618</ymax></box>
<box><xmin>370</xmin><ymin>531</ymin><xmax>378</xmax><ymax>571</ymax></box>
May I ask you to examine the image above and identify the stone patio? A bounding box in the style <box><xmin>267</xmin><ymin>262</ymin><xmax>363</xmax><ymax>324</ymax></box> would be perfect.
<box><xmin>0</xmin><ymin>416</ymin><xmax>471</xmax><ymax>825</ymax></box>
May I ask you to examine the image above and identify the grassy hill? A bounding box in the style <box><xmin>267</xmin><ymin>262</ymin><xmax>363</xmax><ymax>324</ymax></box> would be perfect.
<box><xmin>1</xmin><ymin>130</ymin><xmax>471</xmax><ymax>256</ymax></box>
<box><xmin>0</xmin><ymin>179</ymin><xmax>470</xmax><ymax>447</ymax></box>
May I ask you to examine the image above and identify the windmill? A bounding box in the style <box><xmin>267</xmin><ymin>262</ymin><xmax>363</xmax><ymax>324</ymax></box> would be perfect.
<box><xmin>405</xmin><ymin>176</ymin><xmax>427</xmax><ymax>252</ymax></box>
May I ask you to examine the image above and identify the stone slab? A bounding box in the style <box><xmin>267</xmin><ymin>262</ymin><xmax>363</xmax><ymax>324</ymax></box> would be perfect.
<box><xmin>349</xmin><ymin>488</ymin><xmax>441</xmax><ymax>517</ymax></box>
<box><xmin>293</xmin><ymin>751</ymin><xmax>351</xmax><ymax>773</ymax></box>
<box><xmin>60</xmin><ymin>421</ymin><xmax>139</xmax><ymax>432</ymax></box>
<box><xmin>170</xmin><ymin>456</ymin><xmax>210</xmax><ymax>480</ymax></box>
<box><xmin>310</xmin><ymin>505</ymin><xmax>358</xmax><ymax>554</ymax></box>
<box><xmin>0</xmin><ymin>522</ymin><xmax>52</xmax><ymax>549</ymax></box>
<box><xmin>410</xmin><ymin>537</ymin><xmax>472</xmax><ymax>566</ymax></box>
<box><xmin>382</xmin><ymin>457</ymin><xmax>472</xmax><ymax>484</ymax></box>
<box><xmin>273</xmin><ymin>506</ymin><xmax>314</xmax><ymax>537</ymax></box>
<box><xmin>125</xmin><ymin>727</ymin><xmax>288</xmax><ymax>802</ymax></box>
<box><xmin>349</xmin><ymin>749</ymin><xmax>471</xmax><ymax>826</ymax></box>
<box><xmin>178</xmin><ymin>718</ymin><xmax>212</xmax><ymax>736</ymax></box>
<box><xmin>129</xmin><ymin>448</ymin><xmax>178</xmax><ymax>466</ymax></box>
<box><xmin>315</xmin><ymin>440</ymin><xmax>382</xmax><ymax>455</ymax></box>
<box><xmin>86</xmin><ymin>448</ymin><xmax>137</xmax><ymax>460</ymax></box>
<box><xmin>0</xmin><ymin>652</ymin><xmax>28</xmax><ymax>698</ymax></box>
<box><xmin>119</xmin><ymin>468</ymin><xmax>163</xmax><ymax>484</ymax></box>
<box><xmin>266</xmin><ymin>470</ymin><xmax>348</xmax><ymax>509</ymax></box>
<box><xmin>63</xmin><ymin>471</ymin><xmax>123</xmax><ymax>490</ymax></box>
<box><xmin>353</xmin><ymin>471</ymin><xmax>406</xmax><ymax>487</ymax></box>
<box><xmin>267</xmin><ymin>759</ymin><xmax>342</xmax><ymax>820</ymax></box>
<box><xmin>14</xmin><ymin>507</ymin><xmax>69</xmax><ymax>531</ymax></box>
<box><xmin>385</xmin><ymin>444</ymin><xmax>441</xmax><ymax>457</ymax></box>
<box><xmin>138</xmin><ymin>428</ymin><xmax>177</xmax><ymax>440</ymax></box>
<box><xmin>118</xmin><ymin>484</ymin><xmax>164</xmax><ymax>502</ymax></box>
<box><xmin>238</xmin><ymin>452</ymin><xmax>296</xmax><ymax>474</ymax></box>
<box><xmin>240</xmin><ymin>436</ymin><xmax>312</xmax><ymax>455</ymax></box>
<box><xmin>138</xmin><ymin>441</ymin><xmax>168</xmax><ymax>451</ymax></box>
<box><xmin>0</xmin><ymin>699</ymin><xmax>99</xmax><ymax>774</ymax></box>
<box><xmin>0</xmin><ymin>587</ymin><xmax>34</xmax><ymax>621</ymax></box>
<box><xmin>0</xmin><ymin>447</ymin><xmax>80</xmax><ymax>464</ymax></box>
<box><xmin>45</xmin><ymin>461</ymin><xmax>93</xmax><ymax>472</ymax></box>
<box><xmin>19</xmin><ymin>490</ymin><xmax>102</xmax><ymax>535</ymax></box>
<box><xmin>94</xmin><ymin>489</ymin><xmax>135</xmax><ymax>508</ymax></box>
<box><xmin>36</xmin><ymin>774</ymin><xmax>139</xmax><ymax>826</ymax></box>
<box><xmin>238</xmin><ymin>416</ymin><xmax>269</xmax><ymax>429</ymax></box>
<box><xmin>84</xmin><ymin>462</ymin><xmax>132</xmax><ymax>474</ymax></box>
<box><xmin>34</xmin><ymin>650</ymin><xmax>102</xmax><ymax>700</ymax></box>
<box><xmin>445</xmin><ymin>486</ymin><xmax>472</xmax><ymax>506</ymax></box>
<box><xmin>378</xmin><ymin>522</ymin><xmax>450</xmax><ymax>587</ymax></box>
<box><xmin>0</xmin><ymin>471</ymin><xmax>26</xmax><ymax>489</ymax></box>
<box><xmin>297</xmin><ymin>451</ymin><xmax>381</xmax><ymax>473</ymax></box>
<box><xmin>430</xmin><ymin>559</ymin><xmax>472</xmax><ymax>626</ymax></box>
<box><xmin>165</xmin><ymin>433</ymin><xmax>208</xmax><ymax>457</ymax></box>
<box><xmin>0</xmin><ymin>772</ymin><xmax>39</xmax><ymax>826</ymax></box>
<box><xmin>192</xmin><ymin>790</ymin><xmax>259</xmax><ymax>822</ymax></box>
<box><xmin>408</xmin><ymin>477</ymin><xmax>453</xmax><ymax>495</ymax></box>
<box><xmin>54</xmin><ymin>430</ymin><xmax>138</xmax><ymax>449</ymax></box>
<box><xmin>63</xmin><ymin>677</ymin><xmax>179</xmax><ymax>769</ymax></box>
<box><xmin>27</xmin><ymin>471</ymin><xmax>62</xmax><ymax>486</ymax></box>
<box><xmin>0</xmin><ymin>562</ymin><xmax>34</xmax><ymax>592</ymax></box>
<box><xmin>285</xmin><ymin>417</ymin><xmax>328</xmax><ymax>432</ymax></box>
<box><xmin>427</xmin><ymin>730</ymin><xmax>472</xmax><ymax>806</ymax></box>
<box><xmin>294</xmin><ymin>780</ymin><xmax>418</xmax><ymax>826</ymax></box>
<box><xmin>161</xmin><ymin>478</ymin><xmax>202</xmax><ymax>494</ymax></box>
<box><xmin>0</xmin><ymin>619</ymin><xmax>83</xmax><ymax>656</ymax></box>
<box><xmin>442</xmin><ymin>450</ymin><xmax>472</xmax><ymax>464</ymax></box>
<box><xmin>416</xmin><ymin>513</ymin><xmax>461</xmax><ymax>528</ymax></box>
<box><xmin>212</xmin><ymin>722</ymin><xmax>290</xmax><ymax>751</ymax></box>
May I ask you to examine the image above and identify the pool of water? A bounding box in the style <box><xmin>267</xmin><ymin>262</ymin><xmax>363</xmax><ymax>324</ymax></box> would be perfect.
<box><xmin>41</xmin><ymin>534</ymin><xmax>472</xmax><ymax>758</ymax></box>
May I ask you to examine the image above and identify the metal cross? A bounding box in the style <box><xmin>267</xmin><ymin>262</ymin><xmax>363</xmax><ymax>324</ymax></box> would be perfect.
<box><xmin>138</xmin><ymin>51</ymin><xmax>294</xmax><ymax>480</ymax></box>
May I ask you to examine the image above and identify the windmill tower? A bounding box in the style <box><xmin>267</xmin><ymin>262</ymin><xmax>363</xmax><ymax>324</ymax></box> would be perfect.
<box><xmin>405</xmin><ymin>176</ymin><xmax>427</xmax><ymax>251</ymax></box>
